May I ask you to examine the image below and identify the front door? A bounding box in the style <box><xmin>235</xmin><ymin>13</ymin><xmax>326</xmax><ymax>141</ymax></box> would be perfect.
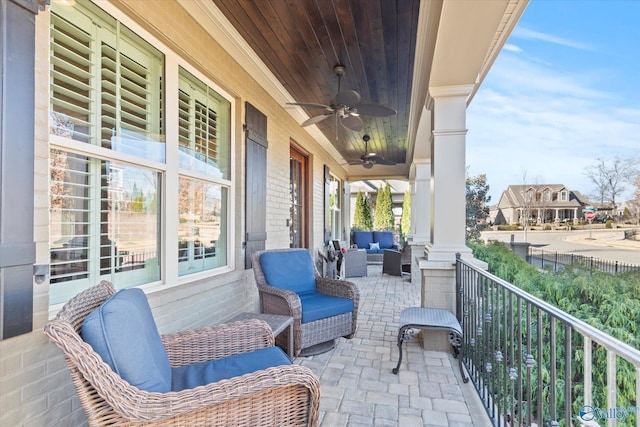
<box><xmin>289</xmin><ymin>145</ymin><xmax>308</xmax><ymax>248</ymax></box>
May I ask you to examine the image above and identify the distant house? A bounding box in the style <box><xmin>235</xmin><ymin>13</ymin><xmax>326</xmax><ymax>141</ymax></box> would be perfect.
<box><xmin>491</xmin><ymin>185</ymin><xmax>589</xmax><ymax>225</ymax></box>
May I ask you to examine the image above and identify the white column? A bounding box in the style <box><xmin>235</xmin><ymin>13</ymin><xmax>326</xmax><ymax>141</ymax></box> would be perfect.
<box><xmin>427</xmin><ymin>85</ymin><xmax>473</xmax><ymax>262</ymax></box>
<box><xmin>409</xmin><ymin>161</ymin><xmax>431</xmax><ymax>285</ymax></box>
<box><xmin>411</xmin><ymin>161</ymin><xmax>431</xmax><ymax>243</ymax></box>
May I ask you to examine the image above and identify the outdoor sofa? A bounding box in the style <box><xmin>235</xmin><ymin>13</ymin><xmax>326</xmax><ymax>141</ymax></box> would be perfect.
<box><xmin>351</xmin><ymin>230</ymin><xmax>398</xmax><ymax>263</ymax></box>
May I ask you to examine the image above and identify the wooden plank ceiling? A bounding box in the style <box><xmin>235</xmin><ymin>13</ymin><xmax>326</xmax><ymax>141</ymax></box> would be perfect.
<box><xmin>212</xmin><ymin>0</ymin><xmax>420</xmax><ymax>167</ymax></box>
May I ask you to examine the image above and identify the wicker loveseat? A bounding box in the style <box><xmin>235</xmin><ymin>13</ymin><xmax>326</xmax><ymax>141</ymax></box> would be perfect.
<box><xmin>252</xmin><ymin>249</ymin><xmax>359</xmax><ymax>357</ymax></box>
<box><xmin>44</xmin><ymin>281</ymin><xmax>320</xmax><ymax>426</ymax></box>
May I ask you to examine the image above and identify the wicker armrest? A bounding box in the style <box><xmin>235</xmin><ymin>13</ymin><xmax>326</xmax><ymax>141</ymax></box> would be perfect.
<box><xmin>162</xmin><ymin>319</ymin><xmax>274</xmax><ymax>367</ymax></box>
<box><xmin>258</xmin><ymin>284</ymin><xmax>302</xmax><ymax>319</ymax></box>
<box><xmin>316</xmin><ymin>276</ymin><xmax>359</xmax><ymax>302</ymax></box>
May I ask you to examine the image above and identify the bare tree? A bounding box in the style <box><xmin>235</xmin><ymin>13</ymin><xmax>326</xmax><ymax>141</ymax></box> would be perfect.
<box><xmin>519</xmin><ymin>172</ymin><xmax>543</xmax><ymax>241</ymax></box>
<box><xmin>584</xmin><ymin>156</ymin><xmax>639</xmax><ymax>210</ymax></box>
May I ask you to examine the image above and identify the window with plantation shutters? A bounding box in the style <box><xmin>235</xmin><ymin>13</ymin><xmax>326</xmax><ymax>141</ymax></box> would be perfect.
<box><xmin>48</xmin><ymin>0</ymin><xmax>233</xmax><ymax>303</ymax></box>
<box><xmin>49</xmin><ymin>1</ymin><xmax>165</xmax><ymax>304</ymax></box>
<box><xmin>177</xmin><ymin>68</ymin><xmax>231</xmax><ymax>275</ymax></box>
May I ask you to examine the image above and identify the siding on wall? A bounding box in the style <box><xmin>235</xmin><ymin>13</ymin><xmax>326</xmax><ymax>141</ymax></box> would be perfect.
<box><xmin>0</xmin><ymin>1</ymin><xmax>348</xmax><ymax>425</ymax></box>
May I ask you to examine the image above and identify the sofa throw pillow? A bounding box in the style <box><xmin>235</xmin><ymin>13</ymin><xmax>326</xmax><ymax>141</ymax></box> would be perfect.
<box><xmin>81</xmin><ymin>288</ymin><xmax>172</xmax><ymax>393</ymax></box>
<box><xmin>369</xmin><ymin>242</ymin><xmax>380</xmax><ymax>251</ymax></box>
<box><xmin>373</xmin><ymin>231</ymin><xmax>394</xmax><ymax>249</ymax></box>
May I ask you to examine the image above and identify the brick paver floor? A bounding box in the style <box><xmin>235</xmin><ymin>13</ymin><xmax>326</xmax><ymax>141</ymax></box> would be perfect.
<box><xmin>297</xmin><ymin>264</ymin><xmax>491</xmax><ymax>427</ymax></box>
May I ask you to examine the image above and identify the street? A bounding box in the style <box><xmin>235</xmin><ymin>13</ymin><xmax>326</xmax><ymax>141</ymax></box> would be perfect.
<box><xmin>481</xmin><ymin>228</ymin><xmax>640</xmax><ymax>266</ymax></box>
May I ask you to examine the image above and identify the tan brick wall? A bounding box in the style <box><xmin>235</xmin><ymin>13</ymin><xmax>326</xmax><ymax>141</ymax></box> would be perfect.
<box><xmin>420</xmin><ymin>262</ymin><xmax>458</xmax><ymax>352</ymax></box>
<box><xmin>0</xmin><ymin>1</ymin><xmax>348</xmax><ymax>425</ymax></box>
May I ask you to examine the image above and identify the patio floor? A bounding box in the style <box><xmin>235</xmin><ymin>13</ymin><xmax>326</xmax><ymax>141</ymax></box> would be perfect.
<box><xmin>296</xmin><ymin>264</ymin><xmax>492</xmax><ymax>427</ymax></box>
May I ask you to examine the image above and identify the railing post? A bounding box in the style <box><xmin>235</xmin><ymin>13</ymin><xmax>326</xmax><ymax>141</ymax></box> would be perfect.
<box><xmin>455</xmin><ymin>253</ymin><xmax>462</xmax><ymax>322</ymax></box>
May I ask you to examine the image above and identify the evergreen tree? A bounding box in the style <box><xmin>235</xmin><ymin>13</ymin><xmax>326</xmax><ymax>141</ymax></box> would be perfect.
<box><xmin>466</xmin><ymin>173</ymin><xmax>491</xmax><ymax>241</ymax></box>
<box><xmin>400</xmin><ymin>188</ymin><xmax>411</xmax><ymax>242</ymax></box>
<box><xmin>353</xmin><ymin>192</ymin><xmax>365</xmax><ymax>230</ymax></box>
<box><xmin>353</xmin><ymin>191</ymin><xmax>372</xmax><ymax>230</ymax></box>
<box><xmin>374</xmin><ymin>182</ymin><xmax>394</xmax><ymax>230</ymax></box>
<box><xmin>361</xmin><ymin>192</ymin><xmax>373</xmax><ymax>230</ymax></box>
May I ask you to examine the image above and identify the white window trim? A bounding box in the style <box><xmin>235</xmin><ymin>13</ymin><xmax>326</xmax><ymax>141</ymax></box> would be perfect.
<box><xmin>49</xmin><ymin>1</ymin><xmax>236</xmax><ymax>310</ymax></box>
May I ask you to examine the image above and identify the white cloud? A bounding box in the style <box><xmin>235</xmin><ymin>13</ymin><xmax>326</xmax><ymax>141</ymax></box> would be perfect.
<box><xmin>513</xmin><ymin>26</ymin><xmax>594</xmax><ymax>51</ymax></box>
<box><xmin>503</xmin><ymin>43</ymin><xmax>523</xmax><ymax>53</ymax></box>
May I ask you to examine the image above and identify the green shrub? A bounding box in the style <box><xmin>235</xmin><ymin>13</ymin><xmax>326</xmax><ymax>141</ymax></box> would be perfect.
<box><xmin>605</xmin><ymin>219</ymin><xmax>613</xmax><ymax>228</ymax></box>
<box><xmin>470</xmin><ymin>241</ymin><xmax>640</xmax><ymax>424</ymax></box>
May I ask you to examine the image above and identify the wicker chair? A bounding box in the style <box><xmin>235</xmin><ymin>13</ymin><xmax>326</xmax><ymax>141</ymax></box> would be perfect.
<box><xmin>343</xmin><ymin>249</ymin><xmax>367</xmax><ymax>277</ymax></box>
<box><xmin>44</xmin><ymin>281</ymin><xmax>320</xmax><ymax>426</ymax></box>
<box><xmin>382</xmin><ymin>248</ymin><xmax>412</xmax><ymax>277</ymax></box>
<box><xmin>252</xmin><ymin>249</ymin><xmax>359</xmax><ymax>357</ymax></box>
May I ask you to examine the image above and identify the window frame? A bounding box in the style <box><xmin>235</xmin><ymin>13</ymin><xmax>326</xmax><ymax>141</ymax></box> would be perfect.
<box><xmin>48</xmin><ymin>0</ymin><xmax>236</xmax><ymax>312</ymax></box>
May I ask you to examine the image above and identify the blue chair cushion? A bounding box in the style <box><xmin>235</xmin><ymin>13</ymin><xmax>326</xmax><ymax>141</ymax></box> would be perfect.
<box><xmin>260</xmin><ymin>250</ymin><xmax>316</xmax><ymax>294</ymax></box>
<box><xmin>353</xmin><ymin>231</ymin><xmax>373</xmax><ymax>249</ymax></box>
<box><xmin>298</xmin><ymin>291</ymin><xmax>354</xmax><ymax>323</ymax></box>
<box><xmin>171</xmin><ymin>347</ymin><xmax>291</xmax><ymax>391</ymax></box>
<box><xmin>373</xmin><ymin>231</ymin><xmax>394</xmax><ymax>249</ymax></box>
<box><xmin>81</xmin><ymin>288</ymin><xmax>172</xmax><ymax>393</ymax></box>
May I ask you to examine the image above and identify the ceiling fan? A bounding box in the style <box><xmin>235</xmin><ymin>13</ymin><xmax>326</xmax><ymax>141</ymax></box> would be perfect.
<box><xmin>287</xmin><ymin>64</ymin><xmax>396</xmax><ymax>135</ymax></box>
<box><xmin>349</xmin><ymin>134</ymin><xmax>396</xmax><ymax>169</ymax></box>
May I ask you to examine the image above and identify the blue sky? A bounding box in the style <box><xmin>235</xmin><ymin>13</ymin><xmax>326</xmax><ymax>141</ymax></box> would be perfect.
<box><xmin>466</xmin><ymin>0</ymin><xmax>640</xmax><ymax>204</ymax></box>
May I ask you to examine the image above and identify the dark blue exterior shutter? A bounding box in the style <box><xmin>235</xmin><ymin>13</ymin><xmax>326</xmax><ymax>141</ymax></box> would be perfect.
<box><xmin>0</xmin><ymin>0</ymin><xmax>40</xmax><ymax>339</ymax></box>
<box><xmin>244</xmin><ymin>103</ymin><xmax>268</xmax><ymax>269</ymax></box>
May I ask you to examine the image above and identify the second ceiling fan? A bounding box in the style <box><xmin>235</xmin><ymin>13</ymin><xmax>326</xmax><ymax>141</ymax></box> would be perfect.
<box><xmin>287</xmin><ymin>64</ymin><xmax>396</xmax><ymax>134</ymax></box>
<box><xmin>349</xmin><ymin>134</ymin><xmax>396</xmax><ymax>169</ymax></box>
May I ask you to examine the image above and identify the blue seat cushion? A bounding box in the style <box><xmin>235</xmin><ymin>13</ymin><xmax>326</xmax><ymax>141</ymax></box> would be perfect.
<box><xmin>171</xmin><ymin>347</ymin><xmax>291</xmax><ymax>391</ymax></box>
<box><xmin>81</xmin><ymin>288</ymin><xmax>171</xmax><ymax>393</ymax></box>
<box><xmin>260</xmin><ymin>250</ymin><xmax>316</xmax><ymax>294</ymax></box>
<box><xmin>373</xmin><ymin>231</ymin><xmax>394</xmax><ymax>249</ymax></box>
<box><xmin>353</xmin><ymin>231</ymin><xmax>373</xmax><ymax>249</ymax></box>
<box><xmin>299</xmin><ymin>291</ymin><xmax>354</xmax><ymax>323</ymax></box>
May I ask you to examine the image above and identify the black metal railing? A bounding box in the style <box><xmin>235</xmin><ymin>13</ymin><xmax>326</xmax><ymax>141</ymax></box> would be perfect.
<box><xmin>456</xmin><ymin>254</ymin><xmax>640</xmax><ymax>427</ymax></box>
<box><xmin>528</xmin><ymin>247</ymin><xmax>640</xmax><ymax>274</ymax></box>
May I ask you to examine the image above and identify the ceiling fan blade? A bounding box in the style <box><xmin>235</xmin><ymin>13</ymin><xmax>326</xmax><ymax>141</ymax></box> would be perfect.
<box><xmin>355</xmin><ymin>103</ymin><xmax>397</xmax><ymax>117</ymax></box>
<box><xmin>347</xmin><ymin>160</ymin><xmax>364</xmax><ymax>165</ymax></box>
<box><xmin>334</xmin><ymin>90</ymin><xmax>361</xmax><ymax>107</ymax></box>
<box><xmin>340</xmin><ymin>115</ymin><xmax>363</xmax><ymax>132</ymax></box>
<box><xmin>301</xmin><ymin>114</ymin><xmax>332</xmax><ymax>127</ymax></box>
<box><xmin>286</xmin><ymin>102</ymin><xmax>331</xmax><ymax>110</ymax></box>
<box><xmin>370</xmin><ymin>155</ymin><xmax>396</xmax><ymax>165</ymax></box>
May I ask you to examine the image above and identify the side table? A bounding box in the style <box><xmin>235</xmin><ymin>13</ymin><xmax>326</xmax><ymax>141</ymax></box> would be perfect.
<box><xmin>228</xmin><ymin>312</ymin><xmax>294</xmax><ymax>360</ymax></box>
